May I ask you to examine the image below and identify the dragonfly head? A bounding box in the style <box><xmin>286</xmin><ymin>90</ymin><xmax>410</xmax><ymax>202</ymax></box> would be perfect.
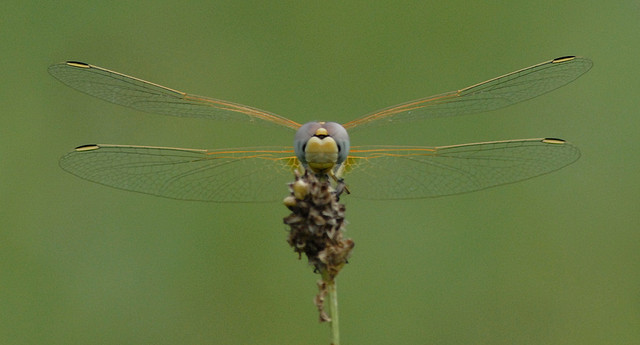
<box><xmin>294</xmin><ymin>122</ymin><xmax>350</xmax><ymax>174</ymax></box>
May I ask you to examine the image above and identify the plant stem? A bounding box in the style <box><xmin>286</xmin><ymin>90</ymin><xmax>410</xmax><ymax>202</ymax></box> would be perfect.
<box><xmin>328</xmin><ymin>279</ymin><xmax>340</xmax><ymax>345</ymax></box>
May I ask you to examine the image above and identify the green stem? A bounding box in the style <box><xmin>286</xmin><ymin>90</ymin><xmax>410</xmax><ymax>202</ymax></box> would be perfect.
<box><xmin>328</xmin><ymin>279</ymin><xmax>340</xmax><ymax>345</ymax></box>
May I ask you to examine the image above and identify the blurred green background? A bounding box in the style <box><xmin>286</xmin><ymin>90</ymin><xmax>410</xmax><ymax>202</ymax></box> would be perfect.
<box><xmin>2</xmin><ymin>1</ymin><xmax>638</xmax><ymax>344</ymax></box>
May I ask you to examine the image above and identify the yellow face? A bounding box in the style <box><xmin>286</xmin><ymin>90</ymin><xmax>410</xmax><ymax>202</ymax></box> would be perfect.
<box><xmin>293</xmin><ymin>121</ymin><xmax>351</xmax><ymax>176</ymax></box>
<box><xmin>304</xmin><ymin>127</ymin><xmax>339</xmax><ymax>174</ymax></box>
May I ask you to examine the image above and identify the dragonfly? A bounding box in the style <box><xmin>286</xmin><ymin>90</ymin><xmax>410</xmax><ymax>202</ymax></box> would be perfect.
<box><xmin>49</xmin><ymin>56</ymin><xmax>591</xmax><ymax>202</ymax></box>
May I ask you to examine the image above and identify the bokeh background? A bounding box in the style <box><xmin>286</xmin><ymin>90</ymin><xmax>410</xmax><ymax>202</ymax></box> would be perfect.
<box><xmin>2</xmin><ymin>1</ymin><xmax>638</xmax><ymax>344</ymax></box>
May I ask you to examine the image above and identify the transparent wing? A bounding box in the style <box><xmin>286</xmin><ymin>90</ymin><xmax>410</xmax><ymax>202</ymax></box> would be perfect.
<box><xmin>342</xmin><ymin>138</ymin><xmax>580</xmax><ymax>200</ymax></box>
<box><xmin>343</xmin><ymin>56</ymin><xmax>592</xmax><ymax>130</ymax></box>
<box><xmin>59</xmin><ymin>144</ymin><xmax>300</xmax><ymax>202</ymax></box>
<box><xmin>48</xmin><ymin>61</ymin><xmax>301</xmax><ymax>130</ymax></box>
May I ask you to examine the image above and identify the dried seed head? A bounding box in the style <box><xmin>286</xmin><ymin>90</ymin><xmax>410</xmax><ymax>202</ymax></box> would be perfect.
<box><xmin>283</xmin><ymin>170</ymin><xmax>354</xmax><ymax>281</ymax></box>
<box><xmin>292</xmin><ymin>179</ymin><xmax>310</xmax><ymax>200</ymax></box>
<box><xmin>283</xmin><ymin>195</ymin><xmax>297</xmax><ymax>208</ymax></box>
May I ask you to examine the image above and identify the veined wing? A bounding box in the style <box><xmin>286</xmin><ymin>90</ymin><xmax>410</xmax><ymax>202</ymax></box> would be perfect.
<box><xmin>343</xmin><ymin>56</ymin><xmax>592</xmax><ymax>130</ymax></box>
<box><xmin>342</xmin><ymin>138</ymin><xmax>580</xmax><ymax>200</ymax></box>
<box><xmin>48</xmin><ymin>61</ymin><xmax>301</xmax><ymax>130</ymax></box>
<box><xmin>59</xmin><ymin>144</ymin><xmax>300</xmax><ymax>202</ymax></box>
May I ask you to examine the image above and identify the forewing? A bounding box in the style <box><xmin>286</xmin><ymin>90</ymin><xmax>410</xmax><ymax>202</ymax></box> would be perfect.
<box><xmin>342</xmin><ymin>138</ymin><xmax>580</xmax><ymax>200</ymax></box>
<box><xmin>59</xmin><ymin>144</ymin><xmax>300</xmax><ymax>202</ymax></box>
<box><xmin>343</xmin><ymin>56</ymin><xmax>592</xmax><ymax>130</ymax></box>
<box><xmin>49</xmin><ymin>61</ymin><xmax>301</xmax><ymax>130</ymax></box>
